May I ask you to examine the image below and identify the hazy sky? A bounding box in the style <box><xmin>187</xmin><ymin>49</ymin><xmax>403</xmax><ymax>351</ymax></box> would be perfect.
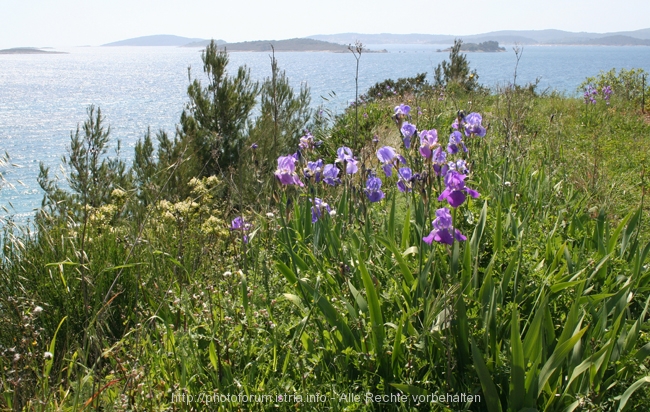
<box><xmin>1</xmin><ymin>0</ymin><xmax>649</xmax><ymax>48</ymax></box>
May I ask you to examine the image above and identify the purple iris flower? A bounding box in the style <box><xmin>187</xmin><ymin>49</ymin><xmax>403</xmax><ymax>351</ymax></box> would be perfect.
<box><xmin>377</xmin><ymin>146</ymin><xmax>397</xmax><ymax>163</ymax></box>
<box><xmin>437</xmin><ymin>170</ymin><xmax>480</xmax><ymax>208</ymax></box>
<box><xmin>433</xmin><ymin>147</ymin><xmax>447</xmax><ymax>164</ymax></box>
<box><xmin>464</xmin><ymin>113</ymin><xmax>486</xmax><ymax>137</ymax></box>
<box><xmin>432</xmin><ymin>147</ymin><xmax>448</xmax><ymax>176</ymax></box>
<box><xmin>322</xmin><ymin>164</ymin><xmax>341</xmax><ymax>186</ymax></box>
<box><xmin>304</xmin><ymin>159</ymin><xmax>324</xmax><ymax>182</ymax></box>
<box><xmin>419</xmin><ymin>129</ymin><xmax>439</xmax><ymax>159</ymax></box>
<box><xmin>400</xmin><ymin>122</ymin><xmax>416</xmax><ymax>149</ymax></box>
<box><xmin>449</xmin><ymin>159</ymin><xmax>469</xmax><ymax>174</ymax></box>
<box><xmin>346</xmin><ymin>159</ymin><xmax>358</xmax><ymax>174</ymax></box>
<box><xmin>585</xmin><ymin>85</ymin><xmax>599</xmax><ymax>104</ymax></box>
<box><xmin>298</xmin><ymin>132</ymin><xmax>315</xmax><ymax>151</ymax></box>
<box><xmin>365</xmin><ymin>175</ymin><xmax>385</xmax><ymax>202</ymax></box>
<box><xmin>336</xmin><ymin>146</ymin><xmax>358</xmax><ymax>174</ymax></box>
<box><xmin>394</xmin><ymin>104</ymin><xmax>411</xmax><ymax>116</ymax></box>
<box><xmin>275</xmin><ymin>155</ymin><xmax>304</xmax><ymax>187</ymax></box>
<box><xmin>377</xmin><ymin>146</ymin><xmax>398</xmax><ymax>177</ymax></box>
<box><xmin>336</xmin><ymin>146</ymin><xmax>353</xmax><ymax>162</ymax></box>
<box><xmin>397</xmin><ymin>167</ymin><xmax>413</xmax><ymax>193</ymax></box>
<box><xmin>602</xmin><ymin>85</ymin><xmax>613</xmax><ymax>104</ymax></box>
<box><xmin>231</xmin><ymin>216</ymin><xmax>252</xmax><ymax>243</ymax></box>
<box><xmin>311</xmin><ymin>198</ymin><xmax>331</xmax><ymax>223</ymax></box>
<box><xmin>230</xmin><ymin>216</ymin><xmax>250</xmax><ymax>231</ymax></box>
<box><xmin>448</xmin><ymin>131</ymin><xmax>468</xmax><ymax>154</ymax></box>
<box><xmin>422</xmin><ymin>207</ymin><xmax>466</xmax><ymax>245</ymax></box>
<box><xmin>250</xmin><ymin>143</ymin><xmax>258</xmax><ymax>149</ymax></box>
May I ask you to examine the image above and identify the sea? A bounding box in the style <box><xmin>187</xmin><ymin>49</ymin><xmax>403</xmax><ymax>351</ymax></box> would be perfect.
<box><xmin>1</xmin><ymin>44</ymin><xmax>649</xmax><ymax>220</ymax></box>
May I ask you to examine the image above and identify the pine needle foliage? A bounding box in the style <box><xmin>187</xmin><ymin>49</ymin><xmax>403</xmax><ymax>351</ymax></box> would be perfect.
<box><xmin>435</xmin><ymin>39</ymin><xmax>480</xmax><ymax>92</ymax></box>
<box><xmin>180</xmin><ymin>40</ymin><xmax>259</xmax><ymax>176</ymax></box>
<box><xmin>38</xmin><ymin>105</ymin><xmax>130</xmax><ymax>220</ymax></box>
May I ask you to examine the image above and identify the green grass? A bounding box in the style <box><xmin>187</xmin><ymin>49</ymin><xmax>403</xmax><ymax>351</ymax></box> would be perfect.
<box><xmin>2</xmin><ymin>76</ymin><xmax>650</xmax><ymax>411</ymax></box>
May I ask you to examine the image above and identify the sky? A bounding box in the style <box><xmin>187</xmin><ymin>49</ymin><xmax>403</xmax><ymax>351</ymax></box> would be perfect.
<box><xmin>1</xmin><ymin>0</ymin><xmax>649</xmax><ymax>49</ymax></box>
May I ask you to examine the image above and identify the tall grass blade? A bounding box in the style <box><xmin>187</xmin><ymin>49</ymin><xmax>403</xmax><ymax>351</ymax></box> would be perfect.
<box><xmin>510</xmin><ymin>308</ymin><xmax>525</xmax><ymax>411</ymax></box>
<box><xmin>471</xmin><ymin>337</ymin><xmax>503</xmax><ymax>412</ymax></box>
<box><xmin>537</xmin><ymin>326</ymin><xmax>588</xmax><ymax>397</ymax></box>
<box><xmin>494</xmin><ymin>201</ymin><xmax>503</xmax><ymax>255</ymax></box>
<box><xmin>608</xmin><ymin>209</ymin><xmax>634</xmax><ymax>255</ymax></box>
<box><xmin>400</xmin><ymin>206</ymin><xmax>411</xmax><ymax>250</ymax></box>
<box><xmin>617</xmin><ymin>376</ymin><xmax>650</xmax><ymax>412</ymax></box>
<box><xmin>43</xmin><ymin>316</ymin><xmax>67</xmax><ymax>387</ymax></box>
<box><xmin>377</xmin><ymin>237</ymin><xmax>415</xmax><ymax>286</ymax></box>
<box><xmin>358</xmin><ymin>256</ymin><xmax>388</xmax><ymax>380</ymax></box>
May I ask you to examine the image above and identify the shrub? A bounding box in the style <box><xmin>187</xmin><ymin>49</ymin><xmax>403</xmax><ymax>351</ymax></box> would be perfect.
<box><xmin>434</xmin><ymin>39</ymin><xmax>481</xmax><ymax>93</ymax></box>
<box><xmin>579</xmin><ymin>67</ymin><xmax>648</xmax><ymax>105</ymax></box>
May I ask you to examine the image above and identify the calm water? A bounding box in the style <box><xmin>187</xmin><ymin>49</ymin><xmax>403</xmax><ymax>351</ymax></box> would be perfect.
<box><xmin>1</xmin><ymin>45</ymin><xmax>649</xmax><ymax>219</ymax></box>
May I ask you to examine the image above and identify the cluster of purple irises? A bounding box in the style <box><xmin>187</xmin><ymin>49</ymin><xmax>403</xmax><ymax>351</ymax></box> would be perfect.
<box><xmin>230</xmin><ymin>216</ymin><xmax>252</xmax><ymax>243</ymax></box>
<box><xmin>390</xmin><ymin>104</ymin><xmax>484</xmax><ymax>245</ymax></box>
<box><xmin>584</xmin><ymin>85</ymin><xmax>613</xmax><ymax>105</ymax></box>
<box><xmin>271</xmin><ymin>104</ymin><xmax>486</xmax><ymax>246</ymax></box>
<box><xmin>274</xmin><ymin>134</ymin><xmax>358</xmax><ymax>222</ymax></box>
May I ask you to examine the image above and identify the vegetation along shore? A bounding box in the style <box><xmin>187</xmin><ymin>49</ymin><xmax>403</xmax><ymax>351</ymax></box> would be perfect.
<box><xmin>1</xmin><ymin>39</ymin><xmax>650</xmax><ymax>410</ymax></box>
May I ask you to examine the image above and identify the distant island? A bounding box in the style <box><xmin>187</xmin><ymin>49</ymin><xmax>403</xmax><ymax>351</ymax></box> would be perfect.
<box><xmin>212</xmin><ymin>38</ymin><xmax>385</xmax><ymax>53</ymax></box>
<box><xmin>439</xmin><ymin>41</ymin><xmax>505</xmax><ymax>52</ymax></box>
<box><xmin>557</xmin><ymin>35</ymin><xmax>650</xmax><ymax>46</ymax></box>
<box><xmin>102</xmin><ymin>35</ymin><xmax>207</xmax><ymax>47</ymax></box>
<box><xmin>182</xmin><ymin>39</ymin><xmax>227</xmax><ymax>48</ymax></box>
<box><xmin>102</xmin><ymin>35</ymin><xmax>386</xmax><ymax>52</ymax></box>
<box><xmin>98</xmin><ymin>29</ymin><xmax>650</xmax><ymax>53</ymax></box>
<box><xmin>0</xmin><ymin>47</ymin><xmax>67</xmax><ymax>54</ymax></box>
<box><xmin>309</xmin><ymin>28</ymin><xmax>650</xmax><ymax>46</ymax></box>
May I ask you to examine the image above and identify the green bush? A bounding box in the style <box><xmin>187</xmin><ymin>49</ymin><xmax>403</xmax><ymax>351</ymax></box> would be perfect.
<box><xmin>434</xmin><ymin>39</ymin><xmax>482</xmax><ymax>93</ymax></box>
<box><xmin>579</xmin><ymin>67</ymin><xmax>649</xmax><ymax>106</ymax></box>
<box><xmin>3</xmin><ymin>45</ymin><xmax>650</xmax><ymax>410</ymax></box>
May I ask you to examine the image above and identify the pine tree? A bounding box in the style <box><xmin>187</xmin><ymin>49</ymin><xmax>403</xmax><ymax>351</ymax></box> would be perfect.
<box><xmin>39</xmin><ymin>105</ymin><xmax>130</xmax><ymax>219</ymax></box>
<box><xmin>434</xmin><ymin>39</ymin><xmax>480</xmax><ymax>92</ymax></box>
<box><xmin>180</xmin><ymin>40</ymin><xmax>259</xmax><ymax>175</ymax></box>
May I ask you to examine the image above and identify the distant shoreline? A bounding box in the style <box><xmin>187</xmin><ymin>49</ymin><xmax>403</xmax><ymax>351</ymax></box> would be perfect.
<box><xmin>101</xmin><ymin>35</ymin><xmax>386</xmax><ymax>52</ymax></box>
<box><xmin>0</xmin><ymin>47</ymin><xmax>67</xmax><ymax>55</ymax></box>
<box><xmin>2</xmin><ymin>44</ymin><xmax>647</xmax><ymax>56</ymax></box>
<box><xmin>219</xmin><ymin>40</ymin><xmax>387</xmax><ymax>52</ymax></box>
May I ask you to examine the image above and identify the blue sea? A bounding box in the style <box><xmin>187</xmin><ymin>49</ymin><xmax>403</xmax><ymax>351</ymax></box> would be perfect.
<box><xmin>1</xmin><ymin>44</ymin><xmax>649</xmax><ymax>220</ymax></box>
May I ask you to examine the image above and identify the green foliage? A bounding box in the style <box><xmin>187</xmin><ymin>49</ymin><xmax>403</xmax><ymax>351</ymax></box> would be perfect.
<box><xmin>363</xmin><ymin>72</ymin><xmax>429</xmax><ymax>102</ymax></box>
<box><xmin>460</xmin><ymin>40</ymin><xmax>505</xmax><ymax>52</ymax></box>
<box><xmin>132</xmin><ymin>128</ymin><xmax>157</xmax><ymax>208</ymax></box>
<box><xmin>131</xmin><ymin>42</ymin><xmax>313</xmax><ymax>208</ymax></box>
<box><xmin>190</xmin><ymin>40</ymin><xmax>259</xmax><ymax>172</ymax></box>
<box><xmin>239</xmin><ymin>52</ymin><xmax>313</xmax><ymax>204</ymax></box>
<box><xmin>580</xmin><ymin>67</ymin><xmax>649</xmax><ymax>103</ymax></box>
<box><xmin>328</xmin><ymin>101</ymin><xmax>388</xmax><ymax>154</ymax></box>
<box><xmin>38</xmin><ymin>105</ymin><xmax>130</xmax><ymax>220</ymax></box>
<box><xmin>154</xmin><ymin>40</ymin><xmax>259</xmax><ymax>199</ymax></box>
<box><xmin>3</xmin><ymin>58</ymin><xmax>650</xmax><ymax>411</ymax></box>
<box><xmin>434</xmin><ymin>39</ymin><xmax>481</xmax><ymax>92</ymax></box>
<box><xmin>0</xmin><ymin>151</ymin><xmax>12</xmax><ymax>195</ymax></box>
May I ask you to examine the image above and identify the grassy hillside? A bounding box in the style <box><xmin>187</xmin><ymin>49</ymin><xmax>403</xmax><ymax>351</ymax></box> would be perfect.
<box><xmin>1</xmin><ymin>43</ymin><xmax>650</xmax><ymax>411</ymax></box>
